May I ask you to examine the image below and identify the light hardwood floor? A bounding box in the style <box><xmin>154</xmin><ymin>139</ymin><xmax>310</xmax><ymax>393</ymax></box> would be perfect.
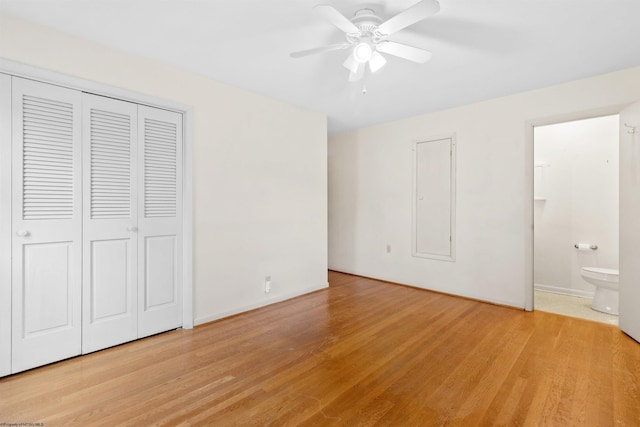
<box><xmin>1</xmin><ymin>271</ymin><xmax>639</xmax><ymax>426</ymax></box>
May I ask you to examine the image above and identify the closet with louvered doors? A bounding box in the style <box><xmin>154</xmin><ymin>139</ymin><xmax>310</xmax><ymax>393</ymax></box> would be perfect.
<box><xmin>6</xmin><ymin>77</ymin><xmax>183</xmax><ymax>374</ymax></box>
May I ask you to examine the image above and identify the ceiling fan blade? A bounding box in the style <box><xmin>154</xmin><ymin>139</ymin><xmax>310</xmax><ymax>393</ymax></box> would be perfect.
<box><xmin>348</xmin><ymin>63</ymin><xmax>365</xmax><ymax>82</ymax></box>
<box><xmin>314</xmin><ymin>4</ymin><xmax>360</xmax><ymax>34</ymax></box>
<box><xmin>368</xmin><ymin>50</ymin><xmax>387</xmax><ymax>73</ymax></box>
<box><xmin>377</xmin><ymin>41</ymin><xmax>432</xmax><ymax>63</ymax></box>
<box><xmin>377</xmin><ymin>0</ymin><xmax>440</xmax><ymax>36</ymax></box>
<box><xmin>343</xmin><ymin>53</ymin><xmax>359</xmax><ymax>73</ymax></box>
<box><xmin>290</xmin><ymin>43</ymin><xmax>351</xmax><ymax>58</ymax></box>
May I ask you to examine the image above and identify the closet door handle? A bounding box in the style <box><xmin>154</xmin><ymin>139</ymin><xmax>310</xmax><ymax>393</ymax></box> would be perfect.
<box><xmin>16</xmin><ymin>230</ymin><xmax>31</xmax><ymax>237</ymax></box>
<box><xmin>126</xmin><ymin>226</ymin><xmax>138</xmax><ymax>232</ymax></box>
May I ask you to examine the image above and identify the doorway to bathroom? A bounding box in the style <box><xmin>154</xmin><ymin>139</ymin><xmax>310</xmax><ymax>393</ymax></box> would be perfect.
<box><xmin>533</xmin><ymin>114</ymin><xmax>619</xmax><ymax>325</ymax></box>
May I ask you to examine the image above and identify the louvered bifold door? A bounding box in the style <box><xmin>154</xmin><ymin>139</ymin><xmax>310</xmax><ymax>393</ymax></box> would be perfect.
<box><xmin>137</xmin><ymin>105</ymin><xmax>183</xmax><ymax>338</ymax></box>
<box><xmin>11</xmin><ymin>78</ymin><xmax>82</xmax><ymax>373</ymax></box>
<box><xmin>82</xmin><ymin>94</ymin><xmax>138</xmax><ymax>353</ymax></box>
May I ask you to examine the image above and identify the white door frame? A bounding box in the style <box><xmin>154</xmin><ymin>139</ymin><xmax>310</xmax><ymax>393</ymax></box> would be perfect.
<box><xmin>0</xmin><ymin>59</ymin><xmax>194</xmax><ymax>329</ymax></box>
<box><xmin>0</xmin><ymin>73</ymin><xmax>12</xmax><ymax>377</ymax></box>
<box><xmin>523</xmin><ymin>105</ymin><xmax>626</xmax><ymax>311</ymax></box>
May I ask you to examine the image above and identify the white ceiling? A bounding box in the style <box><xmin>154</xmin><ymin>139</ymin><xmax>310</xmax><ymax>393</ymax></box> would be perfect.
<box><xmin>3</xmin><ymin>0</ymin><xmax>640</xmax><ymax>133</ymax></box>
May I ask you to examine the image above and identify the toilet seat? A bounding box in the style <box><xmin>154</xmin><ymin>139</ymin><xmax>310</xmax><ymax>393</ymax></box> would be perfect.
<box><xmin>582</xmin><ymin>267</ymin><xmax>618</xmax><ymax>276</ymax></box>
<box><xmin>581</xmin><ymin>267</ymin><xmax>619</xmax><ymax>284</ymax></box>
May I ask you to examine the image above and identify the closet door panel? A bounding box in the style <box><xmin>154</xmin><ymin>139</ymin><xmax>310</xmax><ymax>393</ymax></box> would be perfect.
<box><xmin>145</xmin><ymin>235</ymin><xmax>177</xmax><ymax>307</ymax></box>
<box><xmin>138</xmin><ymin>106</ymin><xmax>182</xmax><ymax>338</ymax></box>
<box><xmin>11</xmin><ymin>77</ymin><xmax>82</xmax><ymax>373</ymax></box>
<box><xmin>90</xmin><ymin>239</ymin><xmax>130</xmax><ymax>319</ymax></box>
<box><xmin>82</xmin><ymin>94</ymin><xmax>138</xmax><ymax>354</ymax></box>
<box><xmin>23</xmin><ymin>242</ymin><xmax>74</xmax><ymax>332</ymax></box>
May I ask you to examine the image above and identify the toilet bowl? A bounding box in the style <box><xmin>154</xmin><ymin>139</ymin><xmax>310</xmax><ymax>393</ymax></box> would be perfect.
<box><xmin>580</xmin><ymin>267</ymin><xmax>619</xmax><ymax>315</ymax></box>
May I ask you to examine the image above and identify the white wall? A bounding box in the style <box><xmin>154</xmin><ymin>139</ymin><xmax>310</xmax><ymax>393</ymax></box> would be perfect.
<box><xmin>533</xmin><ymin>116</ymin><xmax>619</xmax><ymax>298</ymax></box>
<box><xmin>0</xmin><ymin>14</ymin><xmax>328</xmax><ymax>325</ymax></box>
<box><xmin>329</xmin><ymin>66</ymin><xmax>640</xmax><ymax>308</ymax></box>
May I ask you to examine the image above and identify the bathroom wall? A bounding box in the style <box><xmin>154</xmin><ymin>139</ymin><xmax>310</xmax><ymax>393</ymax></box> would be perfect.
<box><xmin>534</xmin><ymin>115</ymin><xmax>619</xmax><ymax>297</ymax></box>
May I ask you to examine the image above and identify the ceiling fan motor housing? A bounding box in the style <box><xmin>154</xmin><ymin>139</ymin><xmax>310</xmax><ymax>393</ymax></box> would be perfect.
<box><xmin>347</xmin><ymin>9</ymin><xmax>385</xmax><ymax>45</ymax></box>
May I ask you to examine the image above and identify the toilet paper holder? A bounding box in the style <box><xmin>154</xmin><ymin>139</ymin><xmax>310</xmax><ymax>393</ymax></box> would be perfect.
<box><xmin>575</xmin><ymin>243</ymin><xmax>598</xmax><ymax>250</ymax></box>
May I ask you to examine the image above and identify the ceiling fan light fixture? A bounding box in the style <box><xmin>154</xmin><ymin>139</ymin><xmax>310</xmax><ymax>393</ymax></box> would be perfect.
<box><xmin>368</xmin><ymin>50</ymin><xmax>387</xmax><ymax>73</ymax></box>
<box><xmin>353</xmin><ymin>42</ymin><xmax>373</xmax><ymax>63</ymax></box>
<box><xmin>343</xmin><ymin>54</ymin><xmax>359</xmax><ymax>73</ymax></box>
<box><xmin>349</xmin><ymin>63</ymin><xmax>365</xmax><ymax>82</ymax></box>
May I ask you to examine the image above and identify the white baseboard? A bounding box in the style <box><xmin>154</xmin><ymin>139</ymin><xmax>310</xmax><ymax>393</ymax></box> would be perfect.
<box><xmin>194</xmin><ymin>283</ymin><xmax>328</xmax><ymax>326</ymax></box>
<box><xmin>534</xmin><ymin>283</ymin><xmax>594</xmax><ymax>299</ymax></box>
<box><xmin>329</xmin><ymin>267</ymin><xmax>523</xmax><ymax>309</ymax></box>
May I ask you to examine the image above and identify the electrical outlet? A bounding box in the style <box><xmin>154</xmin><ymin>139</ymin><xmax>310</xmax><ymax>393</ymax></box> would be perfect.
<box><xmin>265</xmin><ymin>276</ymin><xmax>271</xmax><ymax>293</ymax></box>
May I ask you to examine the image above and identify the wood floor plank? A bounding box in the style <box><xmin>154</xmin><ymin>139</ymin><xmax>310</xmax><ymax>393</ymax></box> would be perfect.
<box><xmin>1</xmin><ymin>270</ymin><xmax>639</xmax><ymax>426</ymax></box>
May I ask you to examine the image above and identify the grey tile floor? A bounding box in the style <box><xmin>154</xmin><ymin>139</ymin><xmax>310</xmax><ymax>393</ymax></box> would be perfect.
<box><xmin>534</xmin><ymin>290</ymin><xmax>618</xmax><ymax>326</ymax></box>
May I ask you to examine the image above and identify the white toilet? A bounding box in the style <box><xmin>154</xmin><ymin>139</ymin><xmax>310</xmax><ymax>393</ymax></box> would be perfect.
<box><xmin>580</xmin><ymin>267</ymin><xmax>619</xmax><ymax>315</ymax></box>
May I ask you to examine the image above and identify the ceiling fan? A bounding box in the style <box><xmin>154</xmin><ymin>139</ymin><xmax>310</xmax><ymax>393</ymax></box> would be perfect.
<box><xmin>290</xmin><ymin>0</ymin><xmax>440</xmax><ymax>82</ymax></box>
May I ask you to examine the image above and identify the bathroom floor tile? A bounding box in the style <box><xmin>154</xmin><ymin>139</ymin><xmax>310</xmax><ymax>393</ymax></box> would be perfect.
<box><xmin>534</xmin><ymin>290</ymin><xmax>618</xmax><ymax>325</ymax></box>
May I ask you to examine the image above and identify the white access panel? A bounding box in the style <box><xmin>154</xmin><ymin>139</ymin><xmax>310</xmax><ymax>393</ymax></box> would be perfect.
<box><xmin>11</xmin><ymin>77</ymin><xmax>82</xmax><ymax>373</ymax></box>
<box><xmin>137</xmin><ymin>105</ymin><xmax>183</xmax><ymax>338</ymax></box>
<box><xmin>0</xmin><ymin>73</ymin><xmax>12</xmax><ymax>377</ymax></box>
<box><xmin>413</xmin><ymin>136</ymin><xmax>456</xmax><ymax>261</ymax></box>
<box><xmin>82</xmin><ymin>94</ymin><xmax>139</xmax><ymax>353</ymax></box>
